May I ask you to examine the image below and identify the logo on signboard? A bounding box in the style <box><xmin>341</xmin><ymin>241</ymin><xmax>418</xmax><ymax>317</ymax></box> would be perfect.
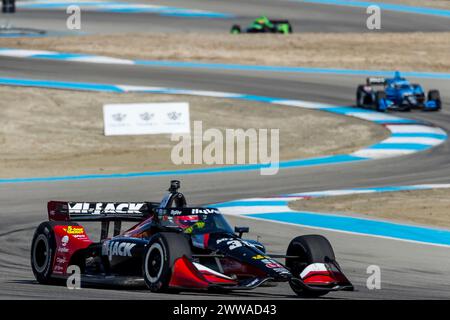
<box><xmin>103</xmin><ymin>102</ymin><xmax>190</xmax><ymax>136</ymax></box>
<box><xmin>112</xmin><ymin>113</ymin><xmax>127</xmax><ymax>122</ymax></box>
<box><xmin>140</xmin><ymin>112</ymin><xmax>154</xmax><ymax>121</ymax></box>
<box><xmin>167</xmin><ymin>112</ymin><xmax>182</xmax><ymax>121</ymax></box>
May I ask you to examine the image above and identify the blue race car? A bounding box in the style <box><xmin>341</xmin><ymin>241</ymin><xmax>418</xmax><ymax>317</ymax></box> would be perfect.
<box><xmin>356</xmin><ymin>71</ymin><xmax>441</xmax><ymax>112</ymax></box>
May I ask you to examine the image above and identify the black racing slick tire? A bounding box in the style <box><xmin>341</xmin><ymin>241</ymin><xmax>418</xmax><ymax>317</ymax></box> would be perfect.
<box><xmin>428</xmin><ymin>90</ymin><xmax>442</xmax><ymax>110</ymax></box>
<box><xmin>356</xmin><ymin>85</ymin><xmax>366</xmax><ymax>108</ymax></box>
<box><xmin>31</xmin><ymin>221</ymin><xmax>78</xmax><ymax>284</ymax></box>
<box><xmin>230</xmin><ymin>24</ymin><xmax>241</xmax><ymax>34</ymax></box>
<box><xmin>286</xmin><ymin>235</ymin><xmax>336</xmax><ymax>298</ymax></box>
<box><xmin>142</xmin><ymin>232</ymin><xmax>192</xmax><ymax>293</ymax></box>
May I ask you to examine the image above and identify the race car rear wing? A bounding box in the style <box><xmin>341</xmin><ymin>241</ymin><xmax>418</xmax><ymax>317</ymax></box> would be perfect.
<box><xmin>366</xmin><ymin>77</ymin><xmax>386</xmax><ymax>85</ymax></box>
<box><xmin>48</xmin><ymin>201</ymin><xmax>158</xmax><ymax>222</ymax></box>
<box><xmin>48</xmin><ymin>201</ymin><xmax>161</xmax><ymax>239</ymax></box>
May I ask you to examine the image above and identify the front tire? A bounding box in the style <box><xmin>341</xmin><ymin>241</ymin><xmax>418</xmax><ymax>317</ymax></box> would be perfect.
<box><xmin>142</xmin><ymin>232</ymin><xmax>192</xmax><ymax>293</ymax></box>
<box><xmin>288</xmin><ymin>23</ymin><xmax>293</xmax><ymax>33</ymax></box>
<box><xmin>428</xmin><ymin>90</ymin><xmax>441</xmax><ymax>110</ymax></box>
<box><xmin>286</xmin><ymin>235</ymin><xmax>336</xmax><ymax>298</ymax></box>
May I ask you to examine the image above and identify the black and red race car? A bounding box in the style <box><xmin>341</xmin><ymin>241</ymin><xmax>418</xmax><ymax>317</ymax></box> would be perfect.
<box><xmin>31</xmin><ymin>180</ymin><xmax>353</xmax><ymax>297</ymax></box>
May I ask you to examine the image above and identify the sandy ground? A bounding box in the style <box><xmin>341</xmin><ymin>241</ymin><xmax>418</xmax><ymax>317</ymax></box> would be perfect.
<box><xmin>376</xmin><ymin>0</ymin><xmax>450</xmax><ymax>9</ymax></box>
<box><xmin>1</xmin><ymin>32</ymin><xmax>449</xmax><ymax>72</ymax></box>
<box><xmin>0</xmin><ymin>86</ymin><xmax>387</xmax><ymax>178</ymax></box>
<box><xmin>289</xmin><ymin>189</ymin><xmax>450</xmax><ymax>228</ymax></box>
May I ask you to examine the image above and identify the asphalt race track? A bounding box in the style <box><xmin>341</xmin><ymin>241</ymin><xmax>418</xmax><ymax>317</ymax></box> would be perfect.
<box><xmin>8</xmin><ymin>0</ymin><xmax>450</xmax><ymax>33</ymax></box>
<box><xmin>0</xmin><ymin>1</ymin><xmax>449</xmax><ymax>299</ymax></box>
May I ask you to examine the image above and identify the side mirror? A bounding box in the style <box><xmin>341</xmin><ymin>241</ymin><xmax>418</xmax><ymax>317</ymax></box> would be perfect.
<box><xmin>234</xmin><ymin>226</ymin><xmax>249</xmax><ymax>238</ymax></box>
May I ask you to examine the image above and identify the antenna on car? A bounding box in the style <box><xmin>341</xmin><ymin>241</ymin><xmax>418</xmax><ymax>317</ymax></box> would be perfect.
<box><xmin>168</xmin><ymin>180</ymin><xmax>181</xmax><ymax>193</ymax></box>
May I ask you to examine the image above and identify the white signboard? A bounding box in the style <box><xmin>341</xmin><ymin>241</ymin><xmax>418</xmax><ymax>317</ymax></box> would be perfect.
<box><xmin>103</xmin><ymin>102</ymin><xmax>190</xmax><ymax>136</ymax></box>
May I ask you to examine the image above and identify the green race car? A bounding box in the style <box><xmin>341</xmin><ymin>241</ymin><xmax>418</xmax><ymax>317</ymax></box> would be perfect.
<box><xmin>230</xmin><ymin>16</ymin><xmax>293</xmax><ymax>34</ymax></box>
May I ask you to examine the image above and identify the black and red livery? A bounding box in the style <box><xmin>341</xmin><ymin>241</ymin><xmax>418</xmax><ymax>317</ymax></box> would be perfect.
<box><xmin>31</xmin><ymin>180</ymin><xmax>353</xmax><ymax>297</ymax></box>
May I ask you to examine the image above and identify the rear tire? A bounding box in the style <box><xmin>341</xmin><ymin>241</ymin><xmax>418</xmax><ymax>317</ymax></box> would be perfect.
<box><xmin>142</xmin><ymin>232</ymin><xmax>192</xmax><ymax>293</ymax></box>
<box><xmin>356</xmin><ymin>85</ymin><xmax>366</xmax><ymax>108</ymax></box>
<box><xmin>428</xmin><ymin>90</ymin><xmax>441</xmax><ymax>110</ymax></box>
<box><xmin>31</xmin><ymin>221</ymin><xmax>77</xmax><ymax>284</ymax></box>
<box><xmin>230</xmin><ymin>25</ymin><xmax>241</xmax><ymax>34</ymax></box>
<box><xmin>286</xmin><ymin>235</ymin><xmax>335</xmax><ymax>298</ymax></box>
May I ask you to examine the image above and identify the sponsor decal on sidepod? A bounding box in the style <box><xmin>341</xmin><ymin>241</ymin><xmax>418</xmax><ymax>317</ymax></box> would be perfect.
<box><xmin>102</xmin><ymin>241</ymin><xmax>136</xmax><ymax>261</ymax></box>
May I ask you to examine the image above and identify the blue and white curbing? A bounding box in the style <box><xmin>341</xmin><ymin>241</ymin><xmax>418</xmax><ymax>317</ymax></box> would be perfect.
<box><xmin>0</xmin><ymin>48</ymin><xmax>146</xmax><ymax>64</ymax></box>
<box><xmin>0</xmin><ymin>76</ymin><xmax>446</xmax><ymax>184</ymax></box>
<box><xmin>16</xmin><ymin>0</ymin><xmax>234</xmax><ymax>18</ymax></box>
<box><xmin>213</xmin><ymin>184</ymin><xmax>450</xmax><ymax>247</ymax></box>
<box><xmin>272</xmin><ymin>100</ymin><xmax>447</xmax><ymax>159</ymax></box>
<box><xmin>1</xmin><ymin>48</ymin><xmax>450</xmax><ymax>79</ymax></box>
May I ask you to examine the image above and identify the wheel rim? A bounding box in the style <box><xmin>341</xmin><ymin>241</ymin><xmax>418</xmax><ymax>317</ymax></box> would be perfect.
<box><xmin>33</xmin><ymin>234</ymin><xmax>50</xmax><ymax>273</ymax></box>
<box><xmin>145</xmin><ymin>243</ymin><xmax>164</xmax><ymax>283</ymax></box>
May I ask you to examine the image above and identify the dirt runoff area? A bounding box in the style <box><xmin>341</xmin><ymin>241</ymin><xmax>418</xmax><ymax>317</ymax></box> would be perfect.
<box><xmin>0</xmin><ymin>86</ymin><xmax>387</xmax><ymax>178</ymax></box>
<box><xmin>378</xmin><ymin>0</ymin><xmax>450</xmax><ymax>10</ymax></box>
<box><xmin>1</xmin><ymin>32</ymin><xmax>449</xmax><ymax>72</ymax></box>
<box><xmin>289</xmin><ymin>189</ymin><xmax>450</xmax><ymax>229</ymax></box>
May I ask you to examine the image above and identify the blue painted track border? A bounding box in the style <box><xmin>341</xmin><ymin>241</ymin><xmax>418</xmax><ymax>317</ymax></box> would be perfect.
<box><xmin>134</xmin><ymin>61</ymin><xmax>450</xmax><ymax>79</ymax></box>
<box><xmin>16</xmin><ymin>1</ymin><xmax>234</xmax><ymax>18</ymax></box>
<box><xmin>215</xmin><ymin>184</ymin><xmax>450</xmax><ymax>247</ymax></box>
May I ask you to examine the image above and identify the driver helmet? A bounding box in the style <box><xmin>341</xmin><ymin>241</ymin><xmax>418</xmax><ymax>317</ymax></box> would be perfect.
<box><xmin>256</xmin><ymin>16</ymin><xmax>269</xmax><ymax>24</ymax></box>
<box><xmin>173</xmin><ymin>215</ymin><xmax>199</xmax><ymax>229</ymax></box>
